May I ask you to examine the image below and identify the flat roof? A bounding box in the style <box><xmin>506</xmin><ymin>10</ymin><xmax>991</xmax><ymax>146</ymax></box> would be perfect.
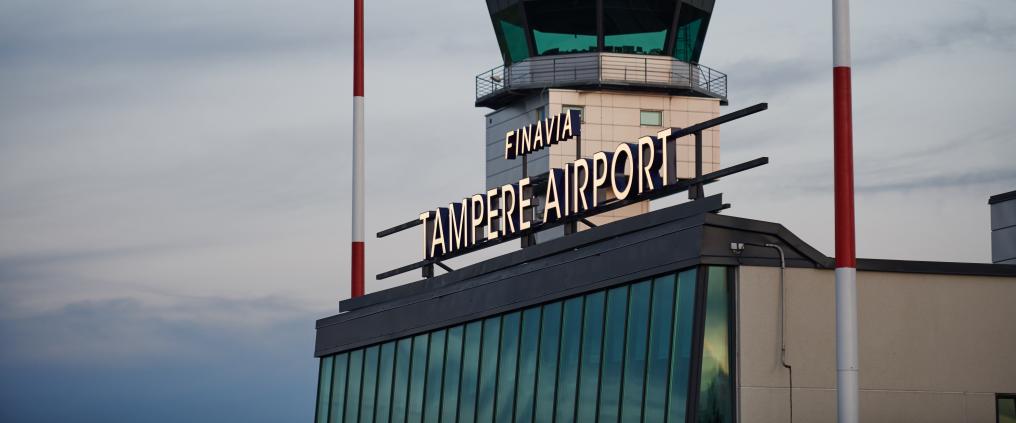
<box><xmin>316</xmin><ymin>195</ymin><xmax>1016</xmax><ymax>357</ymax></box>
<box><xmin>989</xmin><ymin>188</ymin><xmax>1016</xmax><ymax>205</ymax></box>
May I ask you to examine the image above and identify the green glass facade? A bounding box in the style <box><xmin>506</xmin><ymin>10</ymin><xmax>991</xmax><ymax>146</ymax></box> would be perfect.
<box><xmin>488</xmin><ymin>0</ymin><xmax>712</xmax><ymax>64</ymax></box>
<box><xmin>315</xmin><ymin>266</ymin><xmax>733</xmax><ymax>423</ymax></box>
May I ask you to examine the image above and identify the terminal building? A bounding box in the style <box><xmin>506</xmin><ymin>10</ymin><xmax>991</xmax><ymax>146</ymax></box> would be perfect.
<box><xmin>314</xmin><ymin>1</ymin><xmax>1016</xmax><ymax>422</ymax></box>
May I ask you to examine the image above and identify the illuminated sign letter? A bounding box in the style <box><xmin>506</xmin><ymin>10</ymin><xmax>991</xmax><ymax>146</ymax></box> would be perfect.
<box><xmin>572</xmin><ymin>159</ymin><xmax>592</xmax><ymax>214</ymax></box>
<box><xmin>501</xmin><ymin>183</ymin><xmax>517</xmax><ymax>235</ymax></box>
<box><xmin>518</xmin><ymin>177</ymin><xmax>533</xmax><ymax>230</ymax></box>
<box><xmin>638</xmin><ymin>136</ymin><xmax>662</xmax><ymax>194</ymax></box>
<box><xmin>543</xmin><ymin>169</ymin><xmax>565</xmax><ymax>223</ymax></box>
<box><xmin>504</xmin><ymin>130</ymin><xmax>516</xmax><ymax>160</ymax></box>
<box><xmin>448</xmin><ymin>199</ymin><xmax>469</xmax><ymax>251</ymax></box>
<box><xmin>612</xmin><ymin>143</ymin><xmax>635</xmax><ymax>201</ymax></box>
<box><xmin>486</xmin><ymin>188</ymin><xmax>501</xmax><ymax>241</ymax></box>
<box><xmin>470</xmin><ymin>194</ymin><xmax>486</xmax><ymax>245</ymax></box>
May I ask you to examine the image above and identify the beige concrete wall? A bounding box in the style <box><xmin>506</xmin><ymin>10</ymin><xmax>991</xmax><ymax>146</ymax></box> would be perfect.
<box><xmin>737</xmin><ymin>266</ymin><xmax>1016</xmax><ymax>422</ymax></box>
<box><xmin>545</xmin><ymin>89</ymin><xmax>721</xmax><ymax>227</ymax></box>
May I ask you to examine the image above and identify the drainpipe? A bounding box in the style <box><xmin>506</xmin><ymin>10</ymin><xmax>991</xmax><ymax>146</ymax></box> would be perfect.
<box><xmin>765</xmin><ymin>243</ymin><xmax>793</xmax><ymax>423</ymax></box>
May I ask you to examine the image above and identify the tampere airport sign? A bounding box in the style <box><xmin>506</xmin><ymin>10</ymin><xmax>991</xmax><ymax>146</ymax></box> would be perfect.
<box><xmin>378</xmin><ymin>103</ymin><xmax>769</xmax><ymax>280</ymax></box>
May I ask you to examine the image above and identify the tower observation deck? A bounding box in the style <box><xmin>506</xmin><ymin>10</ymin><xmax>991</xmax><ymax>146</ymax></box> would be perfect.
<box><xmin>476</xmin><ymin>0</ymin><xmax>726</xmax><ymax>108</ymax></box>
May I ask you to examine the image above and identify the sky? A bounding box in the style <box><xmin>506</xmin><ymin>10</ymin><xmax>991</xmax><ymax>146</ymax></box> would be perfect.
<box><xmin>1</xmin><ymin>0</ymin><xmax>1014</xmax><ymax>421</ymax></box>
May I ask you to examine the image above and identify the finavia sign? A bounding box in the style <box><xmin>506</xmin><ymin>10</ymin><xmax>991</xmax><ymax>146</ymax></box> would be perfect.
<box><xmin>422</xmin><ymin>114</ymin><xmax>688</xmax><ymax>260</ymax></box>
<box><xmin>378</xmin><ymin>103</ymin><xmax>768</xmax><ymax>280</ymax></box>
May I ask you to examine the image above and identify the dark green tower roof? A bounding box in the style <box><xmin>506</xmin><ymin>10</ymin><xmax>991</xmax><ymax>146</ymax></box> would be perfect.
<box><xmin>485</xmin><ymin>0</ymin><xmax>715</xmax><ymax>65</ymax></box>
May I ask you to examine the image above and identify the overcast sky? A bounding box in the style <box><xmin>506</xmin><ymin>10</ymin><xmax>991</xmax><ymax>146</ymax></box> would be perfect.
<box><xmin>1</xmin><ymin>0</ymin><xmax>1014</xmax><ymax>421</ymax></box>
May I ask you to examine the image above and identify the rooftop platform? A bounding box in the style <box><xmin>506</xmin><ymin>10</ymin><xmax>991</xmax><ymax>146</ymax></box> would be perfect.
<box><xmin>475</xmin><ymin>53</ymin><xmax>728</xmax><ymax>109</ymax></box>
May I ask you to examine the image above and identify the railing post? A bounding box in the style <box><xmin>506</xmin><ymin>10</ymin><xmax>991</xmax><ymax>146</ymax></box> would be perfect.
<box><xmin>644</xmin><ymin>57</ymin><xmax>648</xmax><ymax>82</ymax></box>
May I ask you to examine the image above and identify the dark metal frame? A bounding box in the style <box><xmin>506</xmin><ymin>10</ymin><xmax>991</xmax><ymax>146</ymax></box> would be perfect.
<box><xmin>375</xmin><ymin>103</ymin><xmax>768</xmax><ymax>280</ymax></box>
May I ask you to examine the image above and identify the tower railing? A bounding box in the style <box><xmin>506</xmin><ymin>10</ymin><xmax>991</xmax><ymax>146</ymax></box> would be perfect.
<box><xmin>475</xmin><ymin>53</ymin><xmax>727</xmax><ymax>105</ymax></box>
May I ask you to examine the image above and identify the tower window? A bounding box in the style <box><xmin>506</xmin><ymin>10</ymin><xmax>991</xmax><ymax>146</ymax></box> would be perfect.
<box><xmin>640</xmin><ymin>110</ymin><xmax>662</xmax><ymax>126</ymax></box>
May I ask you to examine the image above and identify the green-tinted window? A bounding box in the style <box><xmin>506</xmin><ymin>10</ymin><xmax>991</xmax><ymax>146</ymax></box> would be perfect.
<box><xmin>622</xmin><ymin>281</ymin><xmax>652</xmax><ymax>421</ymax></box>
<box><xmin>599</xmin><ymin>285</ymin><xmax>629</xmax><ymax>422</ymax></box>
<box><xmin>316</xmin><ymin>356</ymin><xmax>334</xmax><ymax>423</ymax></box>
<box><xmin>330</xmin><ymin>353</ymin><xmax>349</xmax><ymax>423</ymax></box>
<box><xmin>644</xmin><ymin>275</ymin><xmax>677</xmax><ymax>421</ymax></box>
<box><xmin>375</xmin><ymin>342</ymin><xmax>396</xmax><ymax>423</ymax></box>
<box><xmin>698</xmin><ymin>267</ymin><xmax>733</xmax><ymax>423</ymax></box>
<box><xmin>493</xmin><ymin>5</ymin><xmax>530</xmax><ymax>63</ymax></box>
<box><xmin>515</xmin><ymin>307</ymin><xmax>541</xmax><ymax>423</ymax></box>
<box><xmin>315</xmin><ymin>266</ymin><xmax>731</xmax><ymax>423</ymax></box>
<box><xmin>359</xmin><ymin>346</ymin><xmax>379</xmax><ymax>423</ymax></box>
<box><xmin>640</xmin><ymin>110</ymin><xmax>662</xmax><ymax>126</ymax></box>
<box><xmin>407</xmin><ymin>334</ymin><xmax>429</xmax><ymax>423</ymax></box>
<box><xmin>576</xmin><ymin>291</ymin><xmax>605</xmax><ymax>422</ymax></box>
<box><xmin>525</xmin><ymin>0</ymin><xmax>597</xmax><ymax>56</ymax></box>
<box><xmin>669</xmin><ymin>268</ymin><xmax>698</xmax><ymax>422</ymax></box>
<box><xmin>555</xmin><ymin>297</ymin><xmax>584</xmax><ymax>423</ymax></box>
<box><xmin>603</xmin><ymin>0</ymin><xmax>675</xmax><ymax>55</ymax></box>
<box><xmin>535</xmin><ymin>302</ymin><xmax>562</xmax><ymax>421</ymax></box>
<box><xmin>345</xmin><ymin>349</ymin><xmax>363</xmax><ymax>423</ymax></box>
<box><xmin>998</xmin><ymin>395</ymin><xmax>1016</xmax><ymax>423</ymax></box>
<box><xmin>391</xmin><ymin>338</ymin><xmax>412</xmax><ymax>422</ymax></box>
<box><xmin>477</xmin><ymin>317</ymin><xmax>501</xmax><ymax>423</ymax></box>
<box><xmin>674</xmin><ymin>6</ymin><xmax>709</xmax><ymax>63</ymax></box>
<box><xmin>442</xmin><ymin>326</ymin><xmax>464</xmax><ymax>423</ymax></box>
<box><xmin>424</xmin><ymin>330</ymin><xmax>445</xmax><ymax>423</ymax></box>
<box><xmin>495</xmin><ymin>312</ymin><xmax>521</xmax><ymax>423</ymax></box>
<box><xmin>459</xmin><ymin>321</ymin><xmax>483</xmax><ymax>423</ymax></box>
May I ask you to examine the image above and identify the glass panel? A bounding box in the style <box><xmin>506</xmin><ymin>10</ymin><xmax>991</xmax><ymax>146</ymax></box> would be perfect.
<box><xmin>360</xmin><ymin>346</ymin><xmax>380</xmax><ymax>423</ymax></box>
<box><xmin>459</xmin><ymin>321</ymin><xmax>483</xmax><ymax>423</ymax></box>
<box><xmin>640</xmin><ymin>110</ymin><xmax>662</xmax><ymax>126</ymax></box>
<box><xmin>346</xmin><ymin>349</ymin><xmax>364</xmax><ymax>422</ymax></box>
<box><xmin>555</xmin><ymin>297</ymin><xmax>584</xmax><ymax>423</ymax></box>
<box><xmin>316</xmin><ymin>356</ymin><xmax>334</xmax><ymax>423</ymax></box>
<box><xmin>599</xmin><ymin>285</ymin><xmax>629</xmax><ymax>422</ymax></box>
<box><xmin>493</xmin><ymin>5</ymin><xmax>530</xmax><ymax>63</ymax></box>
<box><xmin>999</xmin><ymin>397</ymin><xmax>1016</xmax><ymax>423</ymax></box>
<box><xmin>668</xmin><ymin>269</ymin><xmax>697</xmax><ymax>423</ymax></box>
<box><xmin>622</xmin><ymin>281</ymin><xmax>652</xmax><ymax>422</ymax></box>
<box><xmin>496</xmin><ymin>312</ymin><xmax>521</xmax><ymax>423</ymax></box>
<box><xmin>330</xmin><ymin>353</ymin><xmax>349</xmax><ymax>423</ymax></box>
<box><xmin>376</xmin><ymin>342</ymin><xmax>396</xmax><ymax>423</ymax></box>
<box><xmin>576</xmin><ymin>291</ymin><xmax>605</xmax><ymax>422</ymax></box>
<box><xmin>604</xmin><ymin>0</ymin><xmax>675</xmax><ymax>55</ymax></box>
<box><xmin>515</xmin><ymin>307</ymin><xmax>542</xmax><ymax>423</ymax></box>
<box><xmin>424</xmin><ymin>330</ymin><xmax>446</xmax><ymax>423</ymax></box>
<box><xmin>477</xmin><ymin>317</ymin><xmax>502</xmax><ymax>423</ymax></box>
<box><xmin>442</xmin><ymin>326</ymin><xmax>464</xmax><ymax>423</ymax></box>
<box><xmin>408</xmin><ymin>334</ymin><xmax>430</xmax><ymax>423</ymax></box>
<box><xmin>535</xmin><ymin>302</ymin><xmax>562</xmax><ymax>421</ymax></box>
<box><xmin>644</xmin><ymin>275</ymin><xmax>676</xmax><ymax>422</ymax></box>
<box><xmin>674</xmin><ymin>6</ymin><xmax>709</xmax><ymax>62</ymax></box>
<box><xmin>562</xmin><ymin>105</ymin><xmax>584</xmax><ymax>123</ymax></box>
<box><xmin>525</xmin><ymin>0</ymin><xmax>597</xmax><ymax>56</ymax></box>
<box><xmin>392</xmin><ymin>338</ymin><xmax>413</xmax><ymax>423</ymax></box>
<box><xmin>698</xmin><ymin>267</ymin><xmax>733</xmax><ymax>423</ymax></box>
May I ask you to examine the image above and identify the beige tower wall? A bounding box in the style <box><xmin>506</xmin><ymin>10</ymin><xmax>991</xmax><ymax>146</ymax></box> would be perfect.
<box><xmin>545</xmin><ymin>89</ymin><xmax>721</xmax><ymax>227</ymax></box>
<box><xmin>737</xmin><ymin>266</ymin><xmax>1016</xmax><ymax>422</ymax></box>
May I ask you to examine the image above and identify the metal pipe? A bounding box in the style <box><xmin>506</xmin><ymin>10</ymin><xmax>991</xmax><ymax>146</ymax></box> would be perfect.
<box><xmin>833</xmin><ymin>0</ymin><xmax>859</xmax><ymax>420</ymax></box>
<box><xmin>765</xmin><ymin>243</ymin><xmax>793</xmax><ymax>422</ymax></box>
<box><xmin>351</xmin><ymin>0</ymin><xmax>365</xmax><ymax>298</ymax></box>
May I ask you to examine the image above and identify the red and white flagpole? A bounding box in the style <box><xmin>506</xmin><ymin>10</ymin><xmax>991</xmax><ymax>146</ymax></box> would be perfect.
<box><xmin>833</xmin><ymin>0</ymin><xmax>858</xmax><ymax>421</ymax></box>
<box><xmin>351</xmin><ymin>0</ymin><xmax>365</xmax><ymax>298</ymax></box>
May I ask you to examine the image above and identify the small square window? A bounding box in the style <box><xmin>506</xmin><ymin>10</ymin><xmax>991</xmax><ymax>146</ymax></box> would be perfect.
<box><xmin>563</xmin><ymin>105</ymin><xmax>584</xmax><ymax>123</ymax></box>
<box><xmin>640</xmin><ymin>110</ymin><xmax>662</xmax><ymax>126</ymax></box>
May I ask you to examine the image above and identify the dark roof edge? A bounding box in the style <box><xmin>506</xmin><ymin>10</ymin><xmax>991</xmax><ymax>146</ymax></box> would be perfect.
<box><xmin>856</xmin><ymin>258</ymin><xmax>1016</xmax><ymax>277</ymax></box>
<box><xmin>338</xmin><ymin>194</ymin><xmax>726</xmax><ymax>314</ymax></box>
<box><xmin>989</xmin><ymin>189</ymin><xmax>1016</xmax><ymax>205</ymax></box>
<box><xmin>703</xmin><ymin>213</ymin><xmax>835</xmax><ymax>268</ymax></box>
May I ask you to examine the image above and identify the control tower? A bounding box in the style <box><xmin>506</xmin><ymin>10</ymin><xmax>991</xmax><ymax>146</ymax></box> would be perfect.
<box><xmin>477</xmin><ymin>0</ymin><xmax>726</xmax><ymax>231</ymax></box>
